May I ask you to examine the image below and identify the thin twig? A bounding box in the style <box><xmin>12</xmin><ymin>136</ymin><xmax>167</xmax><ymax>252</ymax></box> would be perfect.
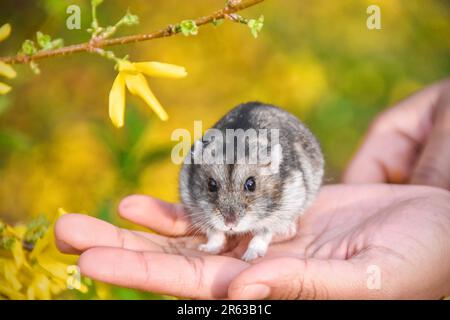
<box><xmin>0</xmin><ymin>0</ymin><xmax>265</xmax><ymax>65</ymax></box>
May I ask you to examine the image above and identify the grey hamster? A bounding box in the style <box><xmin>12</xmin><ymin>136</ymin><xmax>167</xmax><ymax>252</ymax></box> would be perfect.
<box><xmin>179</xmin><ymin>102</ymin><xmax>324</xmax><ymax>261</ymax></box>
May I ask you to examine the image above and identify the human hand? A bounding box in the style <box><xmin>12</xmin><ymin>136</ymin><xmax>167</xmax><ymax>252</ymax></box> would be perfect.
<box><xmin>55</xmin><ymin>184</ymin><xmax>450</xmax><ymax>299</ymax></box>
<box><xmin>343</xmin><ymin>78</ymin><xmax>450</xmax><ymax>189</ymax></box>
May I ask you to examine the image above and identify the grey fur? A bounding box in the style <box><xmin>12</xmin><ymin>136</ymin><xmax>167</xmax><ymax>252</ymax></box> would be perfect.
<box><xmin>179</xmin><ymin>102</ymin><xmax>324</xmax><ymax>246</ymax></box>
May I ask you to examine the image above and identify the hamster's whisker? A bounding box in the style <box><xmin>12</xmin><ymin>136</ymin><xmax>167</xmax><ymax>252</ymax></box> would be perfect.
<box><xmin>186</xmin><ymin>217</ymin><xmax>214</xmax><ymax>238</ymax></box>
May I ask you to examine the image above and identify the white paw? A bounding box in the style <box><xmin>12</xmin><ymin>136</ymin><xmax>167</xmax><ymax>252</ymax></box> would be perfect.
<box><xmin>241</xmin><ymin>246</ymin><xmax>266</xmax><ymax>262</ymax></box>
<box><xmin>198</xmin><ymin>243</ymin><xmax>222</xmax><ymax>254</ymax></box>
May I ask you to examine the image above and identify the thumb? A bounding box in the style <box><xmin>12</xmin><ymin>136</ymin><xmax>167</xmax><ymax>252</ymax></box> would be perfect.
<box><xmin>410</xmin><ymin>101</ymin><xmax>450</xmax><ymax>190</ymax></box>
<box><xmin>228</xmin><ymin>257</ymin><xmax>384</xmax><ymax>300</ymax></box>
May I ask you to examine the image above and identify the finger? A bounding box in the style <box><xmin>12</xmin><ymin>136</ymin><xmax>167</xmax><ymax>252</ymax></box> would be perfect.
<box><xmin>228</xmin><ymin>257</ymin><xmax>384</xmax><ymax>300</ymax></box>
<box><xmin>78</xmin><ymin>247</ymin><xmax>249</xmax><ymax>299</ymax></box>
<box><xmin>55</xmin><ymin>238</ymin><xmax>78</xmax><ymax>255</ymax></box>
<box><xmin>54</xmin><ymin>213</ymin><xmax>201</xmax><ymax>255</ymax></box>
<box><xmin>411</xmin><ymin>100</ymin><xmax>450</xmax><ymax>189</ymax></box>
<box><xmin>119</xmin><ymin>195</ymin><xmax>191</xmax><ymax>236</ymax></box>
<box><xmin>343</xmin><ymin>82</ymin><xmax>442</xmax><ymax>183</ymax></box>
<box><xmin>54</xmin><ymin>213</ymin><xmax>163</xmax><ymax>254</ymax></box>
<box><xmin>342</xmin><ymin>121</ymin><xmax>419</xmax><ymax>183</ymax></box>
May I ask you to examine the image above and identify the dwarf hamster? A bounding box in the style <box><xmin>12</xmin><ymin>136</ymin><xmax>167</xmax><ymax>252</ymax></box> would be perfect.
<box><xmin>179</xmin><ymin>102</ymin><xmax>324</xmax><ymax>261</ymax></box>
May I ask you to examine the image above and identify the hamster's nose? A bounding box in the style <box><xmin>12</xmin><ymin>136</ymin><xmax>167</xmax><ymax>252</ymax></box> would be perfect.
<box><xmin>223</xmin><ymin>215</ymin><xmax>237</xmax><ymax>227</ymax></box>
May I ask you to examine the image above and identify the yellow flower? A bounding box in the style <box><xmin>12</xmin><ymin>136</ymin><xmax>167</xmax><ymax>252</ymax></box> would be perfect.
<box><xmin>0</xmin><ymin>208</ymin><xmax>89</xmax><ymax>300</ymax></box>
<box><xmin>0</xmin><ymin>23</ymin><xmax>16</xmax><ymax>95</ymax></box>
<box><xmin>109</xmin><ymin>60</ymin><xmax>187</xmax><ymax>128</ymax></box>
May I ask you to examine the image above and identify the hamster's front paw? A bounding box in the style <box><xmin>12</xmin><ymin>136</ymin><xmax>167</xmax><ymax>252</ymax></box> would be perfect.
<box><xmin>241</xmin><ymin>246</ymin><xmax>267</xmax><ymax>262</ymax></box>
<box><xmin>241</xmin><ymin>230</ymin><xmax>272</xmax><ymax>261</ymax></box>
<box><xmin>198</xmin><ymin>230</ymin><xmax>226</xmax><ymax>254</ymax></box>
<box><xmin>198</xmin><ymin>243</ymin><xmax>223</xmax><ymax>254</ymax></box>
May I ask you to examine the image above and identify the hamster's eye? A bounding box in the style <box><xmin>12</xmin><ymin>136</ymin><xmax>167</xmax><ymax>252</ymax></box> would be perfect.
<box><xmin>207</xmin><ymin>178</ymin><xmax>218</xmax><ymax>192</ymax></box>
<box><xmin>244</xmin><ymin>177</ymin><xmax>256</xmax><ymax>192</ymax></box>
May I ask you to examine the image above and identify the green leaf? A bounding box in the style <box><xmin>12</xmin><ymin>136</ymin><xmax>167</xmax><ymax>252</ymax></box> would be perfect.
<box><xmin>23</xmin><ymin>215</ymin><xmax>49</xmax><ymax>250</ymax></box>
<box><xmin>121</xmin><ymin>11</ymin><xmax>140</xmax><ymax>26</ymax></box>
<box><xmin>180</xmin><ymin>20</ymin><xmax>198</xmax><ymax>36</ymax></box>
<box><xmin>20</xmin><ymin>39</ymin><xmax>37</xmax><ymax>55</ymax></box>
<box><xmin>247</xmin><ymin>15</ymin><xmax>264</xmax><ymax>38</ymax></box>
<box><xmin>36</xmin><ymin>31</ymin><xmax>52</xmax><ymax>50</ymax></box>
<box><xmin>50</xmin><ymin>38</ymin><xmax>64</xmax><ymax>49</ymax></box>
<box><xmin>0</xmin><ymin>236</ymin><xmax>16</xmax><ymax>250</ymax></box>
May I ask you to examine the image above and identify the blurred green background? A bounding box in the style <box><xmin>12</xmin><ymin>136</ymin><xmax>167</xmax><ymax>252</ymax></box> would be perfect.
<box><xmin>0</xmin><ymin>0</ymin><xmax>449</xmax><ymax>299</ymax></box>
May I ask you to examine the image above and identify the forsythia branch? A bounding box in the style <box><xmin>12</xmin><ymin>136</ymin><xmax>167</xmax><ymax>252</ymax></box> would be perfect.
<box><xmin>0</xmin><ymin>0</ymin><xmax>265</xmax><ymax>65</ymax></box>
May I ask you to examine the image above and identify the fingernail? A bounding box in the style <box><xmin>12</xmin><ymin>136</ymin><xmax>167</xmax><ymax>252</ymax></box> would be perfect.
<box><xmin>239</xmin><ymin>284</ymin><xmax>270</xmax><ymax>300</ymax></box>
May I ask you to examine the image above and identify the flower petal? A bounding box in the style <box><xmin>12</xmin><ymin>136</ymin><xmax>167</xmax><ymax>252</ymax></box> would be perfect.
<box><xmin>133</xmin><ymin>62</ymin><xmax>187</xmax><ymax>78</ymax></box>
<box><xmin>117</xmin><ymin>60</ymin><xmax>138</xmax><ymax>74</ymax></box>
<box><xmin>0</xmin><ymin>23</ymin><xmax>11</xmax><ymax>42</ymax></box>
<box><xmin>30</xmin><ymin>274</ymin><xmax>51</xmax><ymax>300</ymax></box>
<box><xmin>0</xmin><ymin>81</ymin><xmax>11</xmax><ymax>95</ymax></box>
<box><xmin>11</xmin><ymin>240</ymin><xmax>25</xmax><ymax>267</ymax></box>
<box><xmin>108</xmin><ymin>73</ymin><xmax>127</xmax><ymax>128</ymax></box>
<box><xmin>0</xmin><ymin>284</ymin><xmax>26</xmax><ymax>300</ymax></box>
<box><xmin>0</xmin><ymin>61</ymin><xmax>16</xmax><ymax>79</ymax></box>
<box><xmin>125</xmin><ymin>73</ymin><xmax>169</xmax><ymax>121</ymax></box>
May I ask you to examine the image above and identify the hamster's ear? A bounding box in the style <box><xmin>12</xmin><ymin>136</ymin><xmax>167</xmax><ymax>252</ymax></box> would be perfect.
<box><xmin>260</xmin><ymin>143</ymin><xmax>283</xmax><ymax>176</ymax></box>
<box><xmin>187</xmin><ymin>135</ymin><xmax>221</xmax><ymax>165</ymax></box>
<box><xmin>185</xmin><ymin>138</ymin><xmax>203</xmax><ymax>164</ymax></box>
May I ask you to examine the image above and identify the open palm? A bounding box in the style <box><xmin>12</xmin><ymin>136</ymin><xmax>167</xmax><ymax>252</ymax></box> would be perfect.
<box><xmin>55</xmin><ymin>184</ymin><xmax>450</xmax><ymax>299</ymax></box>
